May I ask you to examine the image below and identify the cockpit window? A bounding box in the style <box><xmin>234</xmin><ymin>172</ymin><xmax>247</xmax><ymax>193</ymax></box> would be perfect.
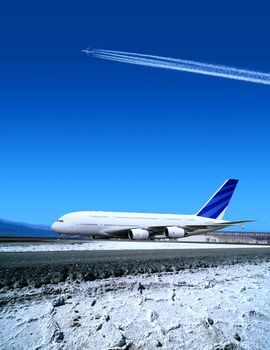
<box><xmin>57</xmin><ymin>219</ymin><xmax>64</xmax><ymax>222</ymax></box>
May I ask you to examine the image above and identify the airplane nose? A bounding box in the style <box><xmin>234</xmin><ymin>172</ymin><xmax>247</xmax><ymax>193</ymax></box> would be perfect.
<box><xmin>51</xmin><ymin>222</ymin><xmax>58</xmax><ymax>232</ymax></box>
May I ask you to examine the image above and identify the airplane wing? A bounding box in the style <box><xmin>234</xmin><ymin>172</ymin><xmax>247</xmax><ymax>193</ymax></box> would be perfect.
<box><xmin>181</xmin><ymin>220</ymin><xmax>255</xmax><ymax>233</ymax></box>
<box><xmin>104</xmin><ymin>220</ymin><xmax>255</xmax><ymax>238</ymax></box>
<box><xmin>148</xmin><ymin>220</ymin><xmax>255</xmax><ymax>234</ymax></box>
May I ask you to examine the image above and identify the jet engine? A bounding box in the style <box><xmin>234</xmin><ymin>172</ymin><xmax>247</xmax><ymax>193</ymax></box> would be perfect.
<box><xmin>165</xmin><ymin>227</ymin><xmax>185</xmax><ymax>238</ymax></box>
<box><xmin>128</xmin><ymin>229</ymin><xmax>149</xmax><ymax>240</ymax></box>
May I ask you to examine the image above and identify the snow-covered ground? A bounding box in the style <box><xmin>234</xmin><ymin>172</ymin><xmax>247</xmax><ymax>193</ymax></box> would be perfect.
<box><xmin>1</xmin><ymin>261</ymin><xmax>270</xmax><ymax>349</ymax></box>
<box><xmin>0</xmin><ymin>240</ymin><xmax>267</xmax><ymax>253</ymax></box>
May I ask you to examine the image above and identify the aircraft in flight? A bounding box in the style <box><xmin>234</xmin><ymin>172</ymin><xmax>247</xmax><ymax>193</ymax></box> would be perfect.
<box><xmin>51</xmin><ymin>179</ymin><xmax>254</xmax><ymax>240</ymax></box>
<box><xmin>81</xmin><ymin>48</ymin><xmax>92</xmax><ymax>55</ymax></box>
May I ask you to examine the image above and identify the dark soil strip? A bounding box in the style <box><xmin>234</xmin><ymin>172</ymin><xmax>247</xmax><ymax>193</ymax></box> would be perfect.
<box><xmin>0</xmin><ymin>248</ymin><xmax>269</xmax><ymax>289</ymax></box>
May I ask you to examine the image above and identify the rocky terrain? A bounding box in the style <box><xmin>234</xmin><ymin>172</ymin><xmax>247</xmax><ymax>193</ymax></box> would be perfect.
<box><xmin>1</xmin><ymin>261</ymin><xmax>270</xmax><ymax>349</ymax></box>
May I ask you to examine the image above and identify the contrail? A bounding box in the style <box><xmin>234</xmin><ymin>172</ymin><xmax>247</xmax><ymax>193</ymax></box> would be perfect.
<box><xmin>85</xmin><ymin>48</ymin><xmax>270</xmax><ymax>85</ymax></box>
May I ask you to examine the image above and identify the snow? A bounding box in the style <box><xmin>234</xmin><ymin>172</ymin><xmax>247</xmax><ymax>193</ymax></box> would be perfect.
<box><xmin>1</xmin><ymin>261</ymin><xmax>270</xmax><ymax>349</ymax></box>
<box><xmin>0</xmin><ymin>240</ymin><xmax>267</xmax><ymax>253</ymax></box>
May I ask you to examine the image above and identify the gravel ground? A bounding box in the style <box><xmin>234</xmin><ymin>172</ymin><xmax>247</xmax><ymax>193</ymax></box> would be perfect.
<box><xmin>0</xmin><ymin>248</ymin><xmax>270</xmax><ymax>289</ymax></box>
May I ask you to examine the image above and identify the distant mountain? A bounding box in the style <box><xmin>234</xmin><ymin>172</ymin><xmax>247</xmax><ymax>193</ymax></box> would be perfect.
<box><xmin>0</xmin><ymin>218</ymin><xmax>58</xmax><ymax>238</ymax></box>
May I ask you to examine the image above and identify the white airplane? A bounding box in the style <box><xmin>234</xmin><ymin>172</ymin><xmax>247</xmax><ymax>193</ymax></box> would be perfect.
<box><xmin>82</xmin><ymin>48</ymin><xmax>92</xmax><ymax>56</ymax></box>
<box><xmin>51</xmin><ymin>179</ymin><xmax>254</xmax><ymax>240</ymax></box>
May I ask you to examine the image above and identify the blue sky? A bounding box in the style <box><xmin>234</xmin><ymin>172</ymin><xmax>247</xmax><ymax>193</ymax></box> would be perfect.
<box><xmin>0</xmin><ymin>1</ymin><xmax>269</xmax><ymax>230</ymax></box>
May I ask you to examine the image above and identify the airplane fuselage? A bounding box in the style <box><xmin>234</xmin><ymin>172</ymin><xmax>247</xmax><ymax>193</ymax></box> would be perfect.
<box><xmin>51</xmin><ymin>211</ymin><xmax>224</xmax><ymax>239</ymax></box>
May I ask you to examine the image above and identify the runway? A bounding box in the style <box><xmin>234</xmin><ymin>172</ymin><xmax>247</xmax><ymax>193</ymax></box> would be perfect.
<box><xmin>0</xmin><ymin>239</ymin><xmax>268</xmax><ymax>252</ymax></box>
<box><xmin>1</xmin><ymin>246</ymin><xmax>270</xmax><ymax>289</ymax></box>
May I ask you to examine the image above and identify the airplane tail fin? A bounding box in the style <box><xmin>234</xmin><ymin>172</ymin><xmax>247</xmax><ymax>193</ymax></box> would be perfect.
<box><xmin>196</xmin><ymin>179</ymin><xmax>239</xmax><ymax>220</ymax></box>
